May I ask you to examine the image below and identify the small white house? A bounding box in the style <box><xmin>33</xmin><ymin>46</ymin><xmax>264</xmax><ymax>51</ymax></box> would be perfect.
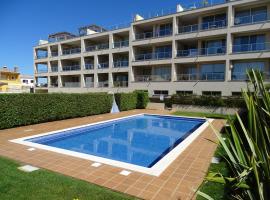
<box><xmin>20</xmin><ymin>75</ymin><xmax>34</xmax><ymax>92</ymax></box>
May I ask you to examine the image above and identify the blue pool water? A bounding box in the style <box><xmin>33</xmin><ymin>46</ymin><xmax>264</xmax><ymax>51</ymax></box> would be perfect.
<box><xmin>27</xmin><ymin>114</ymin><xmax>205</xmax><ymax>168</ymax></box>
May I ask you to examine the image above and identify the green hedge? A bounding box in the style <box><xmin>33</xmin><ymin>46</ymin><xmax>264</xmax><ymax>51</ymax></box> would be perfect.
<box><xmin>115</xmin><ymin>91</ymin><xmax>149</xmax><ymax>111</ymax></box>
<box><xmin>0</xmin><ymin>93</ymin><xmax>113</xmax><ymax>129</ymax></box>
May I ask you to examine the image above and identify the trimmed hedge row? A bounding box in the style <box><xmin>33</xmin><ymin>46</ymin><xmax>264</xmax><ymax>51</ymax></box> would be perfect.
<box><xmin>150</xmin><ymin>95</ymin><xmax>246</xmax><ymax>108</ymax></box>
<box><xmin>115</xmin><ymin>91</ymin><xmax>149</xmax><ymax>111</ymax></box>
<box><xmin>0</xmin><ymin>93</ymin><xmax>113</xmax><ymax>129</ymax></box>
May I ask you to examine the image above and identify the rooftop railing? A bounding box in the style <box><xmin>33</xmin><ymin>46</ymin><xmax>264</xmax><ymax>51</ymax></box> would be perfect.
<box><xmin>98</xmin><ymin>62</ymin><xmax>109</xmax><ymax>69</ymax></box>
<box><xmin>85</xmin><ymin>63</ymin><xmax>94</xmax><ymax>70</ymax></box>
<box><xmin>113</xmin><ymin>60</ymin><xmax>129</xmax><ymax>68</ymax></box>
<box><xmin>135</xmin><ymin>29</ymin><xmax>172</xmax><ymax>40</ymax></box>
<box><xmin>113</xmin><ymin>40</ymin><xmax>129</xmax><ymax>48</ymax></box>
<box><xmin>232</xmin><ymin>42</ymin><xmax>270</xmax><ymax>53</ymax></box>
<box><xmin>62</xmin><ymin>48</ymin><xmax>81</xmax><ymax>55</ymax></box>
<box><xmin>134</xmin><ymin>75</ymin><xmax>171</xmax><ymax>82</ymax></box>
<box><xmin>62</xmin><ymin>82</ymin><xmax>81</xmax><ymax>88</ymax></box>
<box><xmin>113</xmin><ymin>81</ymin><xmax>128</xmax><ymax>87</ymax></box>
<box><xmin>177</xmin><ymin>46</ymin><xmax>226</xmax><ymax>57</ymax></box>
<box><xmin>177</xmin><ymin>72</ymin><xmax>225</xmax><ymax>81</ymax></box>
<box><xmin>135</xmin><ymin>51</ymin><xmax>172</xmax><ymax>61</ymax></box>
<box><xmin>178</xmin><ymin>19</ymin><xmax>227</xmax><ymax>34</ymax></box>
<box><xmin>234</xmin><ymin>13</ymin><xmax>269</xmax><ymax>26</ymax></box>
<box><xmin>62</xmin><ymin>65</ymin><xmax>81</xmax><ymax>71</ymax></box>
<box><xmin>85</xmin><ymin>43</ymin><xmax>109</xmax><ymax>52</ymax></box>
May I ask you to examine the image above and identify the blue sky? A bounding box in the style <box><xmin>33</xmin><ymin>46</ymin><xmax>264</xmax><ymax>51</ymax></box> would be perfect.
<box><xmin>0</xmin><ymin>0</ymin><xmax>202</xmax><ymax>75</ymax></box>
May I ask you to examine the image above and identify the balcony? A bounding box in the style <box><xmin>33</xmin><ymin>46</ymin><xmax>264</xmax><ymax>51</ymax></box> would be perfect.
<box><xmin>134</xmin><ymin>75</ymin><xmax>171</xmax><ymax>82</ymax></box>
<box><xmin>98</xmin><ymin>63</ymin><xmax>109</xmax><ymax>69</ymax></box>
<box><xmin>85</xmin><ymin>82</ymin><xmax>94</xmax><ymax>88</ymax></box>
<box><xmin>232</xmin><ymin>72</ymin><xmax>270</xmax><ymax>81</ymax></box>
<box><xmin>113</xmin><ymin>81</ymin><xmax>128</xmax><ymax>87</ymax></box>
<box><xmin>36</xmin><ymin>69</ymin><xmax>48</xmax><ymax>74</ymax></box>
<box><xmin>85</xmin><ymin>43</ymin><xmax>109</xmax><ymax>52</ymax></box>
<box><xmin>36</xmin><ymin>53</ymin><xmax>48</xmax><ymax>59</ymax></box>
<box><xmin>177</xmin><ymin>72</ymin><xmax>225</xmax><ymax>81</ymax></box>
<box><xmin>135</xmin><ymin>52</ymin><xmax>172</xmax><ymax>61</ymax></box>
<box><xmin>135</xmin><ymin>29</ymin><xmax>172</xmax><ymax>40</ymax></box>
<box><xmin>62</xmin><ymin>82</ymin><xmax>80</xmax><ymax>88</ymax></box>
<box><xmin>113</xmin><ymin>60</ymin><xmax>129</xmax><ymax>68</ymax></box>
<box><xmin>35</xmin><ymin>83</ymin><xmax>48</xmax><ymax>88</ymax></box>
<box><xmin>177</xmin><ymin>46</ymin><xmax>226</xmax><ymax>57</ymax></box>
<box><xmin>62</xmin><ymin>48</ymin><xmax>81</xmax><ymax>55</ymax></box>
<box><xmin>85</xmin><ymin>63</ymin><xmax>94</xmax><ymax>70</ymax></box>
<box><xmin>51</xmin><ymin>51</ymin><xmax>58</xmax><ymax>57</ymax></box>
<box><xmin>98</xmin><ymin>81</ymin><xmax>109</xmax><ymax>87</ymax></box>
<box><xmin>113</xmin><ymin>40</ymin><xmax>129</xmax><ymax>48</ymax></box>
<box><xmin>178</xmin><ymin>19</ymin><xmax>227</xmax><ymax>34</ymax></box>
<box><xmin>51</xmin><ymin>66</ymin><xmax>58</xmax><ymax>72</ymax></box>
<box><xmin>234</xmin><ymin>13</ymin><xmax>268</xmax><ymax>26</ymax></box>
<box><xmin>232</xmin><ymin>42</ymin><xmax>270</xmax><ymax>53</ymax></box>
<box><xmin>62</xmin><ymin>65</ymin><xmax>81</xmax><ymax>71</ymax></box>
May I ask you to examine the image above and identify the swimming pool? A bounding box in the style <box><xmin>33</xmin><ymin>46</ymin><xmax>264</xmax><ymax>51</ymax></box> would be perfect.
<box><xmin>11</xmin><ymin>114</ymin><xmax>210</xmax><ymax>176</ymax></box>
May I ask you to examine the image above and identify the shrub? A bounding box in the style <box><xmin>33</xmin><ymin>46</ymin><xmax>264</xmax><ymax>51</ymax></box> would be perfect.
<box><xmin>115</xmin><ymin>92</ymin><xmax>137</xmax><ymax>111</ymax></box>
<box><xmin>0</xmin><ymin>93</ymin><xmax>112</xmax><ymax>129</ymax></box>
<box><xmin>135</xmin><ymin>91</ymin><xmax>149</xmax><ymax>109</ymax></box>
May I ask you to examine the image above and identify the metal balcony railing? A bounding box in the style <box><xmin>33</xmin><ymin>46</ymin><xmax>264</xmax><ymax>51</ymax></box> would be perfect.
<box><xmin>51</xmin><ymin>51</ymin><xmax>58</xmax><ymax>57</ymax></box>
<box><xmin>98</xmin><ymin>81</ymin><xmax>109</xmax><ymax>87</ymax></box>
<box><xmin>135</xmin><ymin>51</ymin><xmax>172</xmax><ymax>61</ymax></box>
<box><xmin>98</xmin><ymin>63</ymin><xmax>109</xmax><ymax>69</ymax></box>
<box><xmin>51</xmin><ymin>66</ymin><xmax>58</xmax><ymax>72</ymax></box>
<box><xmin>113</xmin><ymin>60</ymin><xmax>129</xmax><ymax>68</ymax></box>
<box><xmin>134</xmin><ymin>75</ymin><xmax>171</xmax><ymax>82</ymax></box>
<box><xmin>177</xmin><ymin>72</ymin><xmax>225</xmax><ymax>81</ymax></box>
<box><xmin>232</xmin><ymin>42</ymin><xmax>270</xmax><ymax>53</ymax></box>
<box><xmin>232</xmin><ymin>72</ymin><xmax>270</xmax><ymax>81</ymax></box>
<box><xmin>234</xmin><ymin>13</ymin><xmax>268</xmax><ymax>26</ymax></box>
<box><xmin>177</xmin><ymin>46</ymin><xmax>226</xmax><ymax>57</ymax></box>
<box><xmin>85</xmin><ymin>43</ymin><xmax>109</xmax><ymax>52</ymax></box>
<box><xmin>62</xmin><ymin>65</ymin><xmax>81</xmax><ymax>71</ymax></box>
<box><xmin>62</xmin><ymin>48</ymin><xmax>81</xmax><ymax>55</ymax></box>
<box><xmin>62</xmin><ymin>82</ymin><xmax>81</xmax><ymax>88</ymax></box>
<box><xmin>113</xmin><ymin>81</ymin><xmax>128</xmax><ymax>87</ymax></box>
<box><xmin>85</xmin><ymin>82</ymin><xmax>94</xmax><ymax>88</ymax></box>
<box><xmin>135</xmin><ymin>29</ymin><xmax>172</xmax><ymax>40</ymax></box>
<box><xmin>178</xmin><ymin>19</ymin><xmax>227</xmax><ymax>34</ymax></box>
<box><xmin>113</xmin><ymin>40</ymin><xmax>129</xmax><ymax>48</ymax></box>
<box><xmin>85</xmin><ymin>63</ymin><xmax>94</xmax><ymax>70</ymax></box>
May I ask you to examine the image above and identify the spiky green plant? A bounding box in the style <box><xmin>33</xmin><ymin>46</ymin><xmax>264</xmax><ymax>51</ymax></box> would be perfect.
<box><xmin>198</xmin><ymin>70</ymin><xmax>270</xmax><ymax>200</ymax></box>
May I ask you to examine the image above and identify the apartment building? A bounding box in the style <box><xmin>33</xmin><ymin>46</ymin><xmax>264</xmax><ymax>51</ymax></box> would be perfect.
<box><xmin>34</xmin><ymin>0</ymin><xmax>270</xmax><ymax>96</ymax></box>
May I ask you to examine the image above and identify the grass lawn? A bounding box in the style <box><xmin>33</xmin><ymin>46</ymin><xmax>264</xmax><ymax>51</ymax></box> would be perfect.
<box><xmin>0</xmin><ymin>156</ymin><xmax>136</xmax><ymax>200</ymax></box>
<box><xmin>173</xmin><ymin>111</ymin><xmax>234</xmax><ymax>120</ymax></box>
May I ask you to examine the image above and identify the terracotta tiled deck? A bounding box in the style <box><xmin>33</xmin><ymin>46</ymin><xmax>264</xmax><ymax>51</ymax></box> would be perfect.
<box><xmin>0</xmin><ymin>110</ymin><xmax>225</xmax><ymax>200</ymax></box>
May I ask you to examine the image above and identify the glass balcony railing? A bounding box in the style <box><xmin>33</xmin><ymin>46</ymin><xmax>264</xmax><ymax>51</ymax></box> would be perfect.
<box><xmin>85</xmin><ymin>43</ymin><xmax>109</xmax><ymax>52</ymax></box>
<box><xmin>177</xmin><ymin>72</ymin><xmax>225</xmax><ymax>81</ymax></box>
<box><xmin>135</xmin><ymin>51</ymin><xmax>172</xmax><ymax>61</ymax></box>
<box><xmin>177</xmin><ymin>46</ymin><xmax>226</xmax><ymax>57</ymax></box>
<box><xmin>232</xmin><ymin>72</ymin><xmax>270</xmax><ymax>81</ymax></box>
<box><xmin>232</xmin><ymin>42</ymin><xmax>270</xmax><ymax>53</ymax></box>
<box><xmin>134</xmin><ymin>75</ymin><xmax>171</xmax><ymax>82</ymax></box>
<box><xmin>113</xmin><ymin>60</ymin><xmax>129</xmax><ymax>68</ymax></box>
<box><xmin>234</xmin><ymin>13</ymin><xmax>268</xmax><ymax>26</ymax></box>
<box><xmin>51</xmin><ymin>51</ymin><xmax>58</xmax><ymax>57</ymax></box>
<box><xmin>98</xmin><ymin>62</ymin><xmax>109</xmax><ymax>69</ymax></box>
<box><xmin>37</xmin><ymin>69</ymin><xmax>48</xmax><ymax>73</ymax></box>
<box><xmin>62</xmin><ymin>65</ymin><xmax>81</xmax><ymax>71</ymax></box>
<box><xmin>36</xmin><ymin>53</ymin><xmax>48</xmax><ymax>59</ymax></box>
<box><xmin>85</xmin><ymin>63</ymin><xmax>94</xmax><ymax>70</ymax></box>
<box><xmin>62</xmin><ymin>82</ymin><xmax>81</xmax><ymax>88</ymax></box>
<box><xmin>51</xmin><ymin>66</ymin><xmax>58</xmax><ymax>72</ymax></box>
<box><xmin>62</xmin><ymin>48</ymin><xmax>81</xmax><ymax>55</ymax></box>
<box><xmin>135</xmin><ymin>29</ymin><xmax>172</xmax><ymax>40</ymax></box>
<box><xmin>85</xmin><ymin>82</ymin><xmax>94</xmax><ymax>88</ymax></box>
<box><xmin>113</xmin><ymin>40</ymin><xmax>129</xmax><ymax>48</ymax></box>
<box><xmin>98</xmin><ymin>81</ymin><xmax>109</xmax><ymax>87</ymax></box>
<box><xmin>178</xmin><ymin>19</ymin><xmax>227</xmax><ymax>34</ymax></box>
<box><xmin>113</xmin><ymin>81</ymin><xmax>128</xmax><ymax>87</ymax></box>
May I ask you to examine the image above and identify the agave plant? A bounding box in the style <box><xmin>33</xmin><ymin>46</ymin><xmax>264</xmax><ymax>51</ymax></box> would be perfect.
<box><xmin>199</xmin><ymin>70</ymin><xmax>270</xmax><ymax>200</ymax></box>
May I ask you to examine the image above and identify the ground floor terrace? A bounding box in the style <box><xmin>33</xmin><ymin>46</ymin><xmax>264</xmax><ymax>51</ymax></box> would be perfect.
<box><xmin>0</xmin><ymin>110</ymin><xmax>225</xmax><ymax>200</ymax></box>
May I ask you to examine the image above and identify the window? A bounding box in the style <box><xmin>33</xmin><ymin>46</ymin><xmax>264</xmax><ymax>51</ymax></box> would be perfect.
<box><xmin>202</xmin><ymin>91</ymin><xmax>222</xmax><ymax>97</ymax></box>
<box><xmin>30</xmin><ymin>80</ymin><xmax>34</xmax><ymax>83</ymax></box>
<box><xmin>201</xmin><ymin>13</ymin><xmax>227</xmax><ymax>29</ymax></box>
<box><xmin>23</xmin><ymin>80</ymin><xmax>28</xmax><ymax>84</ymax></box>
<box><xmin>202</xmin><ymin>39</ymin><xmax>226</xmax><ymax>55</ymax></box>
<box><xmin>152</xmin><ymin>66</ymin><xmax>171</xmax><ymax>81</ymax></box>
<box><xmin>233</xmin><ymin>34</ymin><xmax>266</xmax><ymax>52</ymax></box>
<box><xmin>200</xmin><ymin>63</ymin><xmax>225</xmax><ymax>80</ymax></box>
<box><xmin>232</xmin><ymin>61</ymin><xmax>265</xmax><ymax>80</ymax></box>
<box><xmin>235</xmin><ymin>6</ymin><xmax>267</xmax><ymax>25</ymax></box>
<box><xmin>153</xmin><ymin>90</ymin><xmax>169</xmax><ymax>96</ymax></box>
<box><xmin>176</xmin><ymin>91</ymin><xmax>193</xmax><ymax>96</ymax></box>
<box><xmin>159</xmin><ymin>23</ymin><xmax>172</xmax><ymax>36</ymax></box>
